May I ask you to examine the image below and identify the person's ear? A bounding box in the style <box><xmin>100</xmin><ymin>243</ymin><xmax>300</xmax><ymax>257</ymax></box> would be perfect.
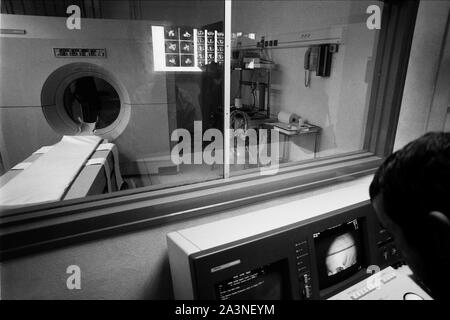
<box><xmin>426</xmin><ymin>211</ymin><xmax>450</xmax><ymax>256</ymax></box>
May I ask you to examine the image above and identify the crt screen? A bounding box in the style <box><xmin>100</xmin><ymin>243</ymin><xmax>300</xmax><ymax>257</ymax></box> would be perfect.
<box><xmin>314</xmin><ymin>218</ymin><xmax>365</xmax><ymax>290</ymax></box>
<box><xmin>215</xmin><ymin>260</ymin><xmax>287</xmax><ymax>300</ymax></box>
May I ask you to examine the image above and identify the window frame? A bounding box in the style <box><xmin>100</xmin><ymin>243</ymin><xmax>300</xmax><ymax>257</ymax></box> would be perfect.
<box><xmin>0</xmin><ymin>0</ymin><xmax>420</xmax><ymax>260</ymax></box>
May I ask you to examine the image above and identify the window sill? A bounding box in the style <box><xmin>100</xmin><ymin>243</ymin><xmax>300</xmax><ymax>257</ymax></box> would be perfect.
<box><xmin>170</xmin><ymin>174</ymin><xmax>374</xmax><ymax>251</ymax></box>
<box><xmin>0</xmin><ymin>152</ymin><xmax>381</xmax><ymax>260</ymax></box>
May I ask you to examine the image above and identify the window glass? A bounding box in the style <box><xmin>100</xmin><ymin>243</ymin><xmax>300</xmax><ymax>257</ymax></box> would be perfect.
<box><xmin>0</xmin><ymin>0</ymin><xmax>384</xmax><ymax>211</ymax></box>
<box><xmin>0</xmin><ymin>0</ymin><xmax>224</xmax><ymax>209</ymax></box>
<box><xmin>229</xmin><ymin>0</ymin><xmax>383</xmax><ymax>174</ymax></box>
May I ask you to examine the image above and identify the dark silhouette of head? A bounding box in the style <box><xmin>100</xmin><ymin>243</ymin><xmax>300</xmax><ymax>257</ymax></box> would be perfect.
<box><xmin>369</xmin><ymin>132</ymin><xmax>450</xmax><ymax>299</ymax></box>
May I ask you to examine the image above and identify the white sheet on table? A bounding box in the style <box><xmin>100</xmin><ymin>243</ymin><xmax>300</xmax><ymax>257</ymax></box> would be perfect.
<box><xmin>85</xmin><ymin>157</ymin><xmax>112</xmax><ymax>193</ymax></box>
<box><xmin>11</xmin><ymin>162</ymin><xmax>32</xmax><ymax>170</ymax></box>
<box><xmin>95</xmin><ymin>143</ymin><xmax>124</xmax><ymax>191</ymax></box>
<box><xmin>0</xmin><ymin>135</ymin><xmax>102</xmax><ymax>206</ymax></box>
<box><xmin>33</xmin><ymin>146</ymin><xmax>53</xmax><ymax>154</ymax></box>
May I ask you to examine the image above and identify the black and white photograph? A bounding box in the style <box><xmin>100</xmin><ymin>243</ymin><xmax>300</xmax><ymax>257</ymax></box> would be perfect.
<box><xmin>0</xmin><ymin>0</ymin><xmax>449</xmax><ymax>312</ymax></box>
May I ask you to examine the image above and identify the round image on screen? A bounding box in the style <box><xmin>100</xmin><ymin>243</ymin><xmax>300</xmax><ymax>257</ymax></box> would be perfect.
<box><xmin>325</xmin><ymin>232</ymin><xmax>357</xmax><ymax>276</ymax></box>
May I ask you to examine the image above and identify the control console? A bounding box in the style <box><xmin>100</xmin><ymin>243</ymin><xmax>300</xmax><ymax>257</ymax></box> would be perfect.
<box><xmin>328</xmin><ymin>266</ymin><xmax>433</xmax><ymax>300</ymax></box>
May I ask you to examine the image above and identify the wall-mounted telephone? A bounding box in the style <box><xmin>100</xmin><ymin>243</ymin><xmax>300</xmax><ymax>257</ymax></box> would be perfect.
<box><xmin>304</xmin><ymin>44</ymin><xmax>337</xmax><ymax>87</ymax></box>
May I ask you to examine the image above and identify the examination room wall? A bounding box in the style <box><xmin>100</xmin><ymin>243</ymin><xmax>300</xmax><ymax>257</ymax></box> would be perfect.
<box><xmin>232</xmin><ymin>1</ymin><xmax>378</xmax><ymax>160</ymax></box>
<box><xmin>394</xmin><ymin>1</ymin><xmax>450</xmax><ymax>149</ymax></box>
<box><xmin>1</xmin><ymin>1</ymin><xmax>450</xmax><ymax>300</ymax></box>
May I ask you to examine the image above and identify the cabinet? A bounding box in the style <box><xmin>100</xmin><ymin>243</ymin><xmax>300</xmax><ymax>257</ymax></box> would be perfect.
<box><xmin>232</xmin><ymin>64</ymin><xmax>274</xmax><ymax>120</ymax></box>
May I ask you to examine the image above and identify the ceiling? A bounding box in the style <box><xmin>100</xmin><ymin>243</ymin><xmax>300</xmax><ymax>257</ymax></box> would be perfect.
<box><xmin>1</xmin><ymin>0</ymin><xmax>132</xmax><ymax>19</ymax></box>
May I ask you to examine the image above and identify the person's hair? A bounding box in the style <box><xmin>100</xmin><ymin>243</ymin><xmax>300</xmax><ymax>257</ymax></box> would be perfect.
<box><xmin>369</xmin><ymin>132</ymin><xmax>450</xmax><ymax>242</ymax></box>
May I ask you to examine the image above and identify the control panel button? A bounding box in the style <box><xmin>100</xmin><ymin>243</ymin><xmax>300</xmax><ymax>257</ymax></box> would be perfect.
<box><xmin>294</xmin><ymin>241</ymin><xmax>309</xmax><ymax>256</ymax></box>
<box><xmin>300</xmin><ymin>272</ymin><xmax>312</xmax><ymax>299</ymax></box>
<box><xmin>382</xmin><ymin>248</ymin><xmax>388</xmax><ymax>260</ymax></box>
<box><xmin>296</xmin><ymin>256</ymin><xmax>310</xmax><ymax>268</ymax></box>
<box><xmin>298</xmin><ymin>266</ymin><xmax>307</xmax><ymax>273</ymax></box>
<box><xmin>350</xmin><ymin>286</ymin><xmax>376</xmax><ymax>300</ymax></box>
<box><xmin>381</xmin><ymin>272</ymin><xmax>397</xmax><ymax>284</ymax></box>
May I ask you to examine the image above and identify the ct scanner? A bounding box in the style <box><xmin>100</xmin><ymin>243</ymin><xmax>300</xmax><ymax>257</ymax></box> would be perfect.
<box><xmin>0</xmin><ymin>13</ymin><xmax>177</xmax><ymax>178</ymax></box>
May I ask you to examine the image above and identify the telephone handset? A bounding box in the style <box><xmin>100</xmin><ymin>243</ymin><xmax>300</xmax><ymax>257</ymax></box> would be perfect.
<box><xmin>304</xmin><ymin>48</ymin><xmax>312</xmax><ymax>87</ymax></box>
<box><xmin>304</xmin><ymin>46</ymin><xmax>319</xmax><ymax>87</ymax></box>
<box><xmin>304</xmin><ymin>48</ymin><xmax>312</xmax><ymax>70</ymax></box>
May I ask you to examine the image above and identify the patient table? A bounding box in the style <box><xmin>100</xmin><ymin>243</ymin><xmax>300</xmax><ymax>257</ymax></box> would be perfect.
<box><xmin>0</xmin><ymin>136</ymin><xmax>124</xmax><ymax>209</ymax></box>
